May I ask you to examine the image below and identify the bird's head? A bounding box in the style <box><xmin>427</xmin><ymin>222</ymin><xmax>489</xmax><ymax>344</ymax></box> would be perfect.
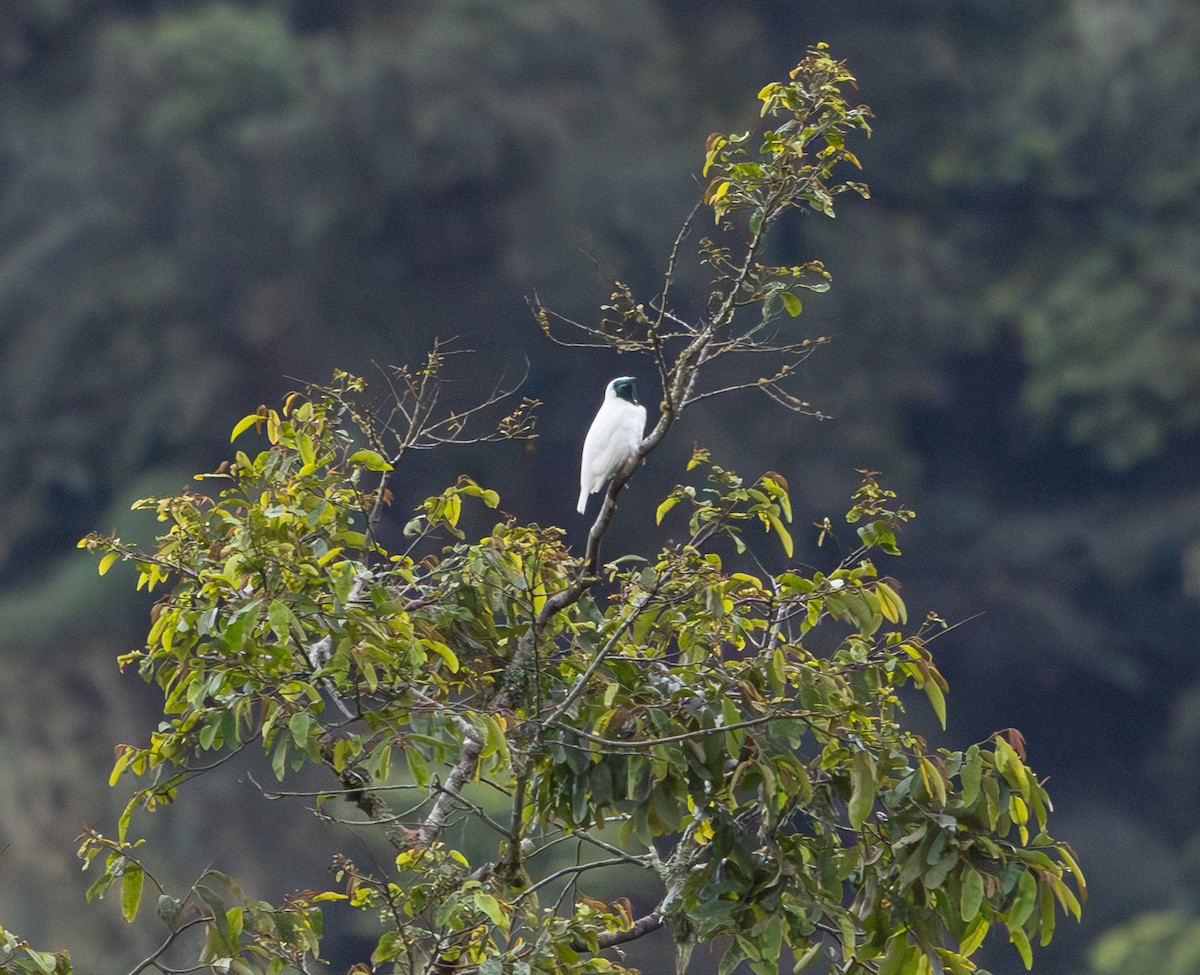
<box><xmin>607</xmin><ymin>376</ymin><xmax>639</xmax><ymax>405</ymax></box>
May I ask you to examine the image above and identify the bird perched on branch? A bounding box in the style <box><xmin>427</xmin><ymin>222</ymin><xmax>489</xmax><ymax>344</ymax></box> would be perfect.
<box><xmin>577</xmin><ymin>377</ymin><xmax>646</xmax><ymax>514</ymax></box>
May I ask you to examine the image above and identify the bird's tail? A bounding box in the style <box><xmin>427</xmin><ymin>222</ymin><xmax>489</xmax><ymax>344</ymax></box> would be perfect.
<box><xmin>576</xmin><ymin>485</ymin><xmax>589</xmax><ymax>515</ymax></box>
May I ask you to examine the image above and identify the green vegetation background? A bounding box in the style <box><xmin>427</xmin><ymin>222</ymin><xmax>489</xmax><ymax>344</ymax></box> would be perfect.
<box><xmin>0</xmin><ymin>1</ymin><xmax>1197</xmax><ymax>973</ymax></box>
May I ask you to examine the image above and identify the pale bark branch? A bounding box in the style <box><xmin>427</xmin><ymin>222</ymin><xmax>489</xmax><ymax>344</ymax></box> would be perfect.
<box><xmin>411</xmin><ymin>688</ymin><xmax>486</xmax><ymax>848</ymax></box>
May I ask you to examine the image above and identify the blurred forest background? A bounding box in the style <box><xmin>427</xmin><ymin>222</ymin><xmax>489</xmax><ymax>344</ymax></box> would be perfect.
<box><xmin>1</xmin><ymin>0</ymin><xmax>1198</xmax><ymax>973</ymax></box>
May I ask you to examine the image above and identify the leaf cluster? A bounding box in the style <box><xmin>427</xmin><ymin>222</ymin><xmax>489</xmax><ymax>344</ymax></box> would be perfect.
<box><xmin>72</xmin><ymin>377</ymin><xmax>1083</xmax><ymax>974</ymax></box>
<box><xmin>56</xmin><ymin>49</ymin><xmax>1084</xmax><ymax>975</ymax></box>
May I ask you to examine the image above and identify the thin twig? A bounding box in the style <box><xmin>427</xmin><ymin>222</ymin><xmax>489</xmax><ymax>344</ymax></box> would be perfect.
<box><xmin>550</xmin><ymin>713</ymin><xmax>783</xmax><ymax>750</ymax></box>
<box><xmin>513</xmin><ymin>857</ymin><xmax>633</xmax><ymax>906</ymax></box>
<box><xmin>124</xmin><ymin>916</ymin><xmax>212</xmax><ymax>975</ymax></box>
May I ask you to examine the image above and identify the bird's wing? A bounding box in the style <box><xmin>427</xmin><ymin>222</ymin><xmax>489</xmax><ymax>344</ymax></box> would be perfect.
<box><xmin>579</xmin><ymin>400</ymin><xmax>613</xmax><ymax>494</ymax></box>
<box><xmin>584</xmin><ymin>402</ymin><xmax>621</xmax><ymax>494</ymax></box>
<box><xmin>588</xmin><ymin>402</ymin><xmax>644</xmax><ymax>493</ymax></box>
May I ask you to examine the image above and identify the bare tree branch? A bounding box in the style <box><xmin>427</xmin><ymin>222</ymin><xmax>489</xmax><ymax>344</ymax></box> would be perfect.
<box><xmin>124</xmin><ymin>916</ymin><xmax>212</xmax><ymax>975</ymax></box>
<box><xmin>410</xmin><ymin>688</ymin><xmax>486</xmax><ymax>848</ymax></box>
<box><xmin>513</xmin><ymin>857</ymin><xmax>635</xmax><ymax>907</ymax></box>
<box><xmin>595</xmin><ymin>910</ymin><xmax>666</xmax><ymax>948</ymax></box>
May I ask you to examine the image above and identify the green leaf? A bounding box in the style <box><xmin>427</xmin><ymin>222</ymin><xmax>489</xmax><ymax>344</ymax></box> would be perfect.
<box><xmin>960</xmin><ymin>868</ymin><xmax>984</xmax><ymax>922</ymax></box>
<box><xmin>1009</xmin><ymin>924</ymin><xmax>1033</xmax><ymax>970</ymax></box>
<box><xmin>779</xmin><ymin>572</ymin><xmax>814</xmax><ymax>594</ymax></box>
<box><xmin>473</xmin><ymin>892</ymin><xmax>509</xmax><ymax>935</ymax></box>
<box><xmin>780</xmin><ymin>292</ymin><xmax>802</xmax><ymax>317</ymax></box>
<box><xmin>848</xmin><ymin>751</ymin><xmax>875</xmax><ymax>828</ymax></box>
<box><xmin>961</xmin><ymin>745</ymin><xmax>982</xmax><ymax>805</ymax></box>
<box><xmin>86</xmin><ymin>867</ymin><xmax>117</xmax><ymax>904</ymax></box>
<box><xmin>348</xmin><ymin>449</ymin><xmax>394</xmax><ymax>472</ymax></box>
<box><xmin>718</xmin><ymin>941</ymin><xmax>747</xmax><ymax>975</ymax></box>
<box><xmin>23</xmin><ymin>951</ymin><xmax>59</xmax><ymax>975</ymax></box>
<box><xmin>877</xmin><ymin>934</ymin><xmax>913</xmax><ymax>975</ymax></box>
<box><xmin>226</xmin><ymin>906</ymin><xmax>244</xmax><ymax>941</ymax></box>
<box><xmin>158</xmin><ymin>893</ymin><xmax>183</xmax><ymax>929</ymax></box>
<box><xmin>373</xmin><ymin>930</ymin><xmax>400</xmax><ymax>966</ymax></box>
<box><xmin>923</xmin><ymin>674</ymin><xmax>947</xmax><ymax>730</ymax></box>
<box><xmin>271</xmin><ymin>738</ymin><xmax>289</xmax><ymax>781</ymax></box>
<box><xmin>1008</xmin><ymin>870</ymin><xmax>1038</xmax><ymax>928</ymax></box>
<box><xmin>198</xmin><ymin>712</ymin><xmax>222</xmax><ymax>750</ymax></box>
<box><xmin>1038</xmin><ymin>878</ymin><xmax>1057</xmax><ymax>946</ymax></box>
<box><xmin>925</xmin><ymin>846</ymin><xmax>959</xmax><ymax>890</ymax></box>
<box><xmin>791</xmin><ymin>942</ymin><xmax>823</xmax><ymax>973</ymax></box>
<box><xmin>268</xmin><ymin>599</ymin><xmax>291</xmax><ymax>643</ymax></box>
<box><xmin>121</xmin><ymin>864</ymin><xmax>144</xmax><ymax>923</ymax></box>
<box><xmin>288</xmin><ymin>711</ymin><xmax>311</xmax><ymax>748</ymax></box>
<box><xmin>406</xmin><ymin>747</ymin><xmax>430</xmax><ymax>788</ymax></box>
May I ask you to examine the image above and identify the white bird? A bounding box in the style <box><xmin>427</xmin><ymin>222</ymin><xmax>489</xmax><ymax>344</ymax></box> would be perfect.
<box><xmin>577</xmin><ymin>376</ymin><xmax>647</xmax><ymax>514</ymax></box>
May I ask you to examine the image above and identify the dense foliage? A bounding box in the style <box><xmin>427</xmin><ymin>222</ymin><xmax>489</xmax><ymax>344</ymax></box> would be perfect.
<box><xmin>0</xmin><ymin>51</ymin><xmax>1088</xmax><ymax>975</ymax></box>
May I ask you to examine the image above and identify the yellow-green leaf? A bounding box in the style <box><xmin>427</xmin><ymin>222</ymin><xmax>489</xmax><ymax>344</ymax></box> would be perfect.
<box><xmin>766</xmin><ymin>512</ymin><xmax>794</xmax><ymax>558</ymax></box>
<box><xmin>230</xmin><ymin>413</ymin><xmax>261</xmax><ymax>442</ymax></box>
<box><xmin>1048</xmin><ymin>874</ymin><xmax>1082</xmax><ymax>921</ymax></box>
<box><xmin>656</xmin><ymin>495</ymin><xmax>680</xmax><ymax>525</ymax></box>
<box><xmin>761</xmin><ymin>473</ymin><xmax>792</xmax><ymax>522</ymax></box>
<box><xmin>780</xmin><ymin>292</ymin><xmax>802</xmax><ymax>317</ymax></box>
<box><xmin>920</xmin><ymin>756</ymin><xmax>947</xmax><ymax>806</ymax></box>
<box><xmin>109</xmin><ymin>746</ymin><xmax>133</xmax><ymax>788</ymax></box>
<box><xmin>1057</xmin><ymin>847</ymin><xmax>1087</xmax><ymax>902</ymax></box>
<box><xmin>477</xmin><ymin>715</ymin><xmax>509</xmax><ymax>768</ymax></box>
<box><xmin>121</xmin><ymin>864</ymin><xmax>144</xmax><ymax>923</ymax></box>
<box><xmin>349</xmin><ymin>449</ymin><xmax>394</xmax><ymax>472</ymax></box>
<box><xmin>1009</xmin><ymin>924</ymin><xmax>1033</xmax><ymax>970</ymax></box>
<box><xmin>877</xmin><ymin>934</ymin><xmax>914</xmax><ymax>975</ymax></box>
<box><xmin>98</xmin><ymin>552</ymin><xmax>119</xmax><ymax>576</ymax></box>
<box><xmin>297</xmin><ymin>433</ymin><xmax>316</xmax><ymax>469</ymax></box>
<box><xmin>924</xmin><ymin>674</ymin><xmax>947</xmax><ymax>730</ymax></box>
<box><xmin>875</xmin><ymin>581</ymin><xmax>907</xmax><ymax>624</ymax></box>
<box><xmin>425</xmin><ymin>640</ymin><xmax>459</xmax><ymax>674</ymax></box>
<box><xmin>960</xmin><ymin>916</ymin><xmax>989</xmax><ymax>957</ymax></box>
<box><xmin>473</xmin><ymin>891</ymin><xmax>509</xmax><ymax>935</ymax></box>
<box><xmin>24</xmin><ymin>951</ymin><xmax>59</xmax><ymax>975</ymax></box>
